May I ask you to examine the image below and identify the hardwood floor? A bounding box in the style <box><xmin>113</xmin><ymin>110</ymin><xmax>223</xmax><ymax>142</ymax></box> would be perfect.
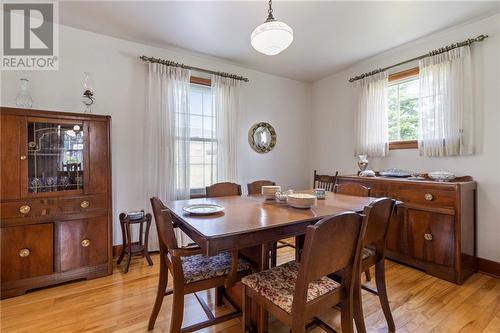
<box><xmin>1</xmin><ymin>247</ymin><xmax>499</xmax><ymax>333</ymax></box>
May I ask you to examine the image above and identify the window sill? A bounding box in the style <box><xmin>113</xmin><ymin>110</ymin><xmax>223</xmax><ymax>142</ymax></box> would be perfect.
<box><xmin>389</xmin><ymin>140</ymin><xmax>418</xmax><ymax>150</ymax></box>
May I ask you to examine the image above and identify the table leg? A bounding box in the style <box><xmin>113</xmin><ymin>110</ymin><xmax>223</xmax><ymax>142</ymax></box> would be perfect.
<box><xmin>257</xmin><ymin>243</ymin><xmax>270</xmax><ymax>333</ymax></box>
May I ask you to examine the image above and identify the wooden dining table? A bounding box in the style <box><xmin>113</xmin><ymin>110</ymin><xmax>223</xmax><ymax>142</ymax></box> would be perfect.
<box><xmin>163</xmin><ymin>190</ymin><xmax>376</xmax><ymax>333</ymax></box>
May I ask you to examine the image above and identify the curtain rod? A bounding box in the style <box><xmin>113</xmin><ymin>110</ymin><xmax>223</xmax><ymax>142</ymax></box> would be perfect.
<box><xmin>348</xmin><ymin>34</ymin><xmax>488</xmax><ymax>83</ymax></box>
<box><xmin>140</xmin><ymin>56</ymin><xmax>249</xmax><ymax>82</ymax></box>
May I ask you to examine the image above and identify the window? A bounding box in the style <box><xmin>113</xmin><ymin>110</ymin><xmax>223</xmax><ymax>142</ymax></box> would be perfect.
<box><xmin>388</xmin><ymin>68</ymin><xmax>419</xmax><ymax>149</ymax></box>
<box><xmin>188</xmin><ymin>78</ymin><xmax>216</xmax><ymax>196</ymax></box>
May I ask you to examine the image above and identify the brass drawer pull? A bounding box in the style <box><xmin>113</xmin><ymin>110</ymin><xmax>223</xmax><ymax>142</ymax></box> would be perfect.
<box><xmin>424</xmin><ymin>193</ymin><xmax>434</xmax><ymax>201</ymax></box>
<box><xmin>20</xmin><ymin>155</ymin><xmax>27</xmax><ymax>160</ymax></box>
<box><xmin>19</xmin><ymin>205</ymin><xmax>31</xmax><ymax>215</ymax></box>
<box><xmin>19</xmin><ymin>248</ymin><xmax>31</xmax><ymax>257</ymax></box>
<box><xmin>81</xmin><ymin>239</ymin><xmax>91</xmax><ymax>247</ymax></box>
<box><xmin>80</xmin><ymin>200</ymin><xmax>90</xmax><ymax>208</ymax></box>
<box><xmin>424</xmin><ymin>233</ymin><xmax>433</xmax><ymax>241</ymax></box>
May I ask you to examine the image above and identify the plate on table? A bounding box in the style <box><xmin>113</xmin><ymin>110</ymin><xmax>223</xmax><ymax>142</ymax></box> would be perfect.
<box><xmin>183</xmin><ymin>204</ymin><xmax>225</xmax><ymax>215</ymax></box>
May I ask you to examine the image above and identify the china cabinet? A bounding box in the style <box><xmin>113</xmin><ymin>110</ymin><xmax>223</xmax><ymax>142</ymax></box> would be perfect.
<box><xmin>0</xmin><ymin>107</ymin><xmax>112</xmax><ymax>298</ymax></box>
<box><xmin>337</xmin><ymin>175</ymin><xmax>476</xmax><ymax>284</ymax></box>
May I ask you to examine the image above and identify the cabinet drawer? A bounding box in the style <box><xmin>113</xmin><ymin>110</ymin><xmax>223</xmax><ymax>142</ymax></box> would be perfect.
<box><xmin>407</xmin><ymin>209</ymin><xmax>455</xmax><ymax>267</ymax></box>
<box><xmin>56</xmin><ymin>216</ymin><xmax>108</xmax><ymax>272</ymax></box>
<box><xmin>0</xmin><ymin>198</ymin><xmax>57</xmax><ymax>219</ymax></box>
<box><xmin>58</xmin><ymin>194</ymin><xmax>107</xmax><ymax>214</ymax></box>
<box><xmin>397</xmin><ymin>187</ymin><xmax>455</xmax><ymax>208</ymax></box>
<box><xmin>1</xmin><ymin>224</ymin><xmax>53</xmax><ymax>282</ymax></box>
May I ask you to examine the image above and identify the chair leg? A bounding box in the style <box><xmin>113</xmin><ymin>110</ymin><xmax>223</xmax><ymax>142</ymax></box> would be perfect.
<box><xmin>375</xmin><ymin>259</ymin><xmax>396</xmax><ymax>333</ymax></box>
<box><xmin>270</xmin><ymin>242</ymin><xmax>277</xmax><ymax>267</ymax></box>
<box><xmin>364</xmin><ymin>269</ymin><xmax>371</xmax><ymax>282</ymax></box>
<box><xmin>243</xmin><ymin>286</ymin><xmax>252</xmax><ymax>333</ymax></box>
<box><xmin>353</xmin><ymin>276</ymin><xmax>367</xmax><ymax>333</ymax></box>
<box><xmin>340</xmin><ymin>299</ymin><xmax>354</xmax><ymax>333</ymax></box>
<box><xmin>148</xmin><ymin>263</ymin><xmax>169</xmax><ymax>330</ymax></box>
<box><xmin>170</xmin><ymin>289</ymin><xmax>184</xmax><ymax>333</ymax></box>
<box><xmin>215</xmin><ymin>286</ymin><xmax>224</xmax><ymax>307</ymax></box>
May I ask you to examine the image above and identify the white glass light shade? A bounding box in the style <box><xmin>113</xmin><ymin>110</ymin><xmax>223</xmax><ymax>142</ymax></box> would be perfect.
<box><xmin>251</xmin><ymin>20</ymin><xmax>293</xmax><ymax>56</ymax></box>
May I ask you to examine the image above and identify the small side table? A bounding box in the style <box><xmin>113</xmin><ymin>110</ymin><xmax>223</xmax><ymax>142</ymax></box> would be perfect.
<box><xmin>117</xmin><ymin>212</ymin><xmax>154</xmax><ymax>273</ymax></box>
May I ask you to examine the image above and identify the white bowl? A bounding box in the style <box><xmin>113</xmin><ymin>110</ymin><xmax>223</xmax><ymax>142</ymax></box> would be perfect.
<box><xmin>428</xmin><ymin>171</ymin><xmax>456</xmax><ymax>182</ymax></box>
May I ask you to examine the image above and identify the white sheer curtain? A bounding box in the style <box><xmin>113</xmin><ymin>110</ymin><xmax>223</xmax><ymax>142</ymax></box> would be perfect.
<box><xmin>144</xmin><ymin>63</ymin><xmax>191</xmax><ymax>250</ymax></box>
<box><xmin>212</xmin><ymin>75</ymin><xmax>239</xmax><ymax>182</ymax></box>
<box><xmin>354</xmin><ymin>72</ymin><xmax>389</xmax><ymax>157</ymax></box>
<box><xmin>418</xmin><ymin>45</ymin><xmax>473</xmax><ymax>156</ymax></box>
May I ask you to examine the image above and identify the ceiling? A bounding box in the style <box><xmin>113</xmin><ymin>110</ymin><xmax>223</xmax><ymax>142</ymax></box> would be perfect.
<box><xmin>59</xmin><ymin>1</ymin><xmax>499</xmax><ymax>82</ymax></box>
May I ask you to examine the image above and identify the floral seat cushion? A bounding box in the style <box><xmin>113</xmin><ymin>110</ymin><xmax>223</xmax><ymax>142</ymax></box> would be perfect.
<box><xmin>182</xmin><ymin>252</ymin><xmax>252</xmax><ymax>284</ymax></box>
<box><xmin>241</xmin><ymin>261</ymin><xmax>341</xmax><ymax>313</ymax></box>
<box><xmin>362</xmin><ymin>247</ymin><xmax>375</xmax><ymax>260</ymax></box>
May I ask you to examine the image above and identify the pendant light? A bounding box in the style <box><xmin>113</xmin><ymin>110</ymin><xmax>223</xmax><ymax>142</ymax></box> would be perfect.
<box><xmin>251</xmin><ymin>0</ymin><xmax>293</xmax><ymax>56</ymax></box>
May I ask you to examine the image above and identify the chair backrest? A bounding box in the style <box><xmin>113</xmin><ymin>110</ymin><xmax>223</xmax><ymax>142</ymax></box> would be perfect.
<box><xmin>247</xmin><ymin>180</ymin><xmax>276</xmax><ymax>195</ymax></box>
<box><xmin>364</xmin><ymin>197</ymin><xmax>396</xmax><ymax>247</ymax></box>
<box><xmin>150</xmin><ymin>197</ymin><xmax>179</xmax><ymax>253</ymax></box>
<box><xmin>334</xmin><ymin>183</ymin><xmax>371</xmax><ymax>197</ymax></box>
<box><xmin>206</xmin><ymin>182</ymin><xmax>242</xmax><ymax>197</ymax></box>
<box><xmin>297</xmin><ymin>211</ymin><xmax>368</xmax><ymax>287</ymax></box>
<box><xmin>313</xmin><ymin>170</ymin><xmax>338</xmax><ymax>191</ymax></box>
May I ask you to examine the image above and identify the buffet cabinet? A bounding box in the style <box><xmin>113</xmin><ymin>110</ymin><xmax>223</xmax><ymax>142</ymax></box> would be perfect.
<box><xmin>337</xmin><ymin>175</ymin><xmax>476</xmax><ymax>284</ymax></box>
<box><xmin>0</xmin><ymin>107</ymin><xmax>112</xmax><ymax>298</ymax></box>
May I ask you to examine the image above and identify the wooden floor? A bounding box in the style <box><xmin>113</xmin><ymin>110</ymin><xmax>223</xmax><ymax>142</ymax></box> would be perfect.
<box><xmin>1</xmin><ymin>246</ymin><xmax>499</xmax><ymax>333</ymax></box>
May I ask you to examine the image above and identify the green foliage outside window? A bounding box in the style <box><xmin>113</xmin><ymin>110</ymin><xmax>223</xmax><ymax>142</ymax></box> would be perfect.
<box><xmin>388</xmin><ymin>78</ymin><xmax>419</xmax><ymax>141</ymax></box>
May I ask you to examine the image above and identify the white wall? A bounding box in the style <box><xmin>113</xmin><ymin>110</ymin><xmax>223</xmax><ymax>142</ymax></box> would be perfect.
<box><xmin>0</xmin><ymin>24</ymin><xmax>312</xmax><ymax>245</ymax></box>
<box><xmin>311</xmin><ymin>13</ymin><xmax>500</xmax><ymax>262</ymax></box>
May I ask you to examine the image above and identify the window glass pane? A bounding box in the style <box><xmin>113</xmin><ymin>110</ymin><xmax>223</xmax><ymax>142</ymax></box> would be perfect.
<box><xmin>190</xmin><ymin>115</ymin><xmax>203</xmax><ymax>138</ymax></box>
<box><xmin>388</xmin><ymin>77</ymin><xmax>419</xmax><ymax>142</ymax></box>
<box><xmin>190</xmin><ymin>164</ymin><xmax>204</xmax><ymax>189</ymax></box>
<box><xmin>203</xmin><ymin>91</ymin><xmax>214</xmax><ymax>117</ymax></box>
<box><xmin>190</xmin><ymin>90</ymin><xmax>203</xmax><ymax>116</ymax></box>
<box><xmin>190</xmin><ymin>141</ymin><xmax>203</xmax><ymax>164</ymax></box>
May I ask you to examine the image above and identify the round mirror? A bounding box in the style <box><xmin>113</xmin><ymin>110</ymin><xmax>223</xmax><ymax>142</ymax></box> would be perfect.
<box><xmin>248</xmin><ymin>122</ymin><xmax>276</xmax><ymax>153</ymax></box>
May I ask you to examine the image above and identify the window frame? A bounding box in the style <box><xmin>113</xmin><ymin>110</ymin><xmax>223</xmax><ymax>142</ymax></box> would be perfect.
<box><xmin>188</xmin><ymin>76</ymin><xmax>213</xmax><ymax>198</ymax></box>
<box><xmin>388</xmin><ymin>67</ymin><xmax>419</xmax><ymax>150</ymax></box>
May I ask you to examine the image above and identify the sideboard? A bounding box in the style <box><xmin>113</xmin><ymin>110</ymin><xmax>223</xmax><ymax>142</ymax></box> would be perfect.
<box><xmin>0</xmin><ymin>107</ymin><xmax>112</xmax><ymax>298</ymax></box>
<box><xmin>337</xmin><ymin>175</ymin><xmax>476</xmax><ymax>284</ymax></box>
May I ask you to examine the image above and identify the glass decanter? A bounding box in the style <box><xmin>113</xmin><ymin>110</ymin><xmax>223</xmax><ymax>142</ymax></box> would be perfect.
<box><xmin>15</xmin><ymin>78</ymin><xmax>33</xmax><ymax>108</ymax></box>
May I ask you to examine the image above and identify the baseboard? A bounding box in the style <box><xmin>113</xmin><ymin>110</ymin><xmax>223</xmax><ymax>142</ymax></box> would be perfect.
<box><xmin>478</xmin><ymin>257</ymin><xmax>500</xmax><ymax>278</ymax></box>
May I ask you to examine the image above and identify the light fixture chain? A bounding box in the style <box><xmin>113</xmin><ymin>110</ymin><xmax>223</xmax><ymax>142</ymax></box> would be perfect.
<box><xmin>268</xmin><ymin>0</ymin><xmax>273</xmax><ymax>15</ymax></box>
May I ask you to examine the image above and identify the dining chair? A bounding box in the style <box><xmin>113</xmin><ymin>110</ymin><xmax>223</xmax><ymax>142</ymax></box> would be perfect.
<box><xmin>206</xmin><ymin>182</ymin><xmax>242</xmax><ymax>197</ymax></box>
<box><xmin>313</xmin><ymin>170</ymin><xmax>338</xmax><ymax>191</ymax></box>
<box><xmin>148</xmin><ymin>197</ymin><xmax>252</xmax><ymax>333</ymax></box>
<box><xmin>353</xmin><ymin>197</ymin><xmax>397</xmax><ymax>333</ymax></box>
<box><xmin>334</xmin><ymin>182</ymin><xmax>372</xmax><ymax>280</ymax></box>
<box><xmin>334</xmin><ymin>183</ymin><xmax>371</xmax><ymax>197</ymax></box>
<box><xmin>242</xmin><ymin>209</ymin><xmax>370</xmax><ymax>333</ymax></box>
<box><xmin>247</xmin><ymin>180</ymin><xmax>288</xmax><ymax>267</ymax></box>
<box><xmin>247</xmin><ymin>180</ymin><xmax>275</xmax><ymax>195</ymax></box>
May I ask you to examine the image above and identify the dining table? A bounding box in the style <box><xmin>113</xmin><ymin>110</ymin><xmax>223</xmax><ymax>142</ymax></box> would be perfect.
<box><xmin>163</xmin><ymin>190</ymin><xmax>376</xmax><ymax>333</ymax></box>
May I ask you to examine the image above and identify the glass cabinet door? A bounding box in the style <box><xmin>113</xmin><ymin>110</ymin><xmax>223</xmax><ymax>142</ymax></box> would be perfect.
<box><xmin>27</xmin><ymin>120</ymin><xmax>84</xmax><ymax>194</ymax></box>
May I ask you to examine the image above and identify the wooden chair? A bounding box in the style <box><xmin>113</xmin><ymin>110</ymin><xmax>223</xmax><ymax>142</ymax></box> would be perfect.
<box><xmin>334</xmin><ymin>182</ymin><xmax>372</xmax><ymax>281</ymax></box>
<box><xmin>206</xmin><ymin>182</ymin><xmax>242</xmax><ymax>197</ymax></box>
<box><xmin>313</xmin><ymin>170</ymin><xmax>338</xmax><ymax>191</ymax></box>
<box><xmin>148</xmin><ymin>197</ymin><xmax>252</xmax><ymax>333</ymax></box>
<box><xmin>242</xmin><ymin>210</ymin><xmax>370</xmax><ymax>333</ymax></box>
<box><xmin>247</xmin><ymin>180</ymin><xmax>275</xmax><ymax>195</ymax></box>
<box><xmin>353</xmin><ymin>198</ymin><xmax>397</xmax><ymax>333</ymax></box>
<box><xmin>334</xmin><ymin>183</ymin><xmax>371</xmax><ymax>197</ymax></box>
<box><xmin>247</xmin><ymin>180</ymin><xmax>283</xmax><ymax>267</ymax></box>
